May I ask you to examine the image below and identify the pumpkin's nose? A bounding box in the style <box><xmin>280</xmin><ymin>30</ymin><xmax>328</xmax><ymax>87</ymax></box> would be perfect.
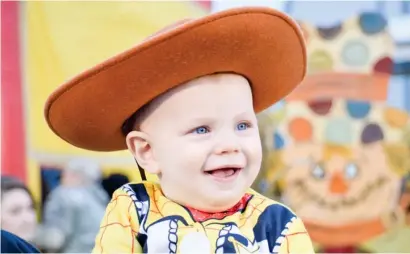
<box><xmin>329</xmin><ymin>171</ymin><xmax>348</xmax><ymax>194</ymax></box>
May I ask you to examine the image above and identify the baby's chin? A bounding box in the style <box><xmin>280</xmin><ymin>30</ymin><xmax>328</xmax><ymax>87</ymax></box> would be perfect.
<box><xmin>189</xmin><ymin>192</ymin><xmax>246</xmax><ymax>213</ymax></box>
<box><xmin>161</xmin><ymin>180</ymin><xmax>251</xmax><ymax>213</ymax></box>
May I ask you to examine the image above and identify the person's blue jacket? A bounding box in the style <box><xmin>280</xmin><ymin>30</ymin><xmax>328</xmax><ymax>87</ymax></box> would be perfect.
<box><xmin>1</xmin><ymin>230</ymin><xmax>40</xmax><ymax>253</ymax></box>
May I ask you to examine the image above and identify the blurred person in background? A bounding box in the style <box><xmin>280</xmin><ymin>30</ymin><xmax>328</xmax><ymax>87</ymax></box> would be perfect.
<box><xmin>1</xmin><ymin>176</ymin><xmax>38</xmax><ymax>244</ymax></box>
<box><xmin>1</xmin><ymin>230</ymin><xmax>40</xmax><ymax>253</ymax></box>
<box><xmin>37</xmin><ymin>158</ymin><xmax>109</xmax><ymax>253</ymax></box>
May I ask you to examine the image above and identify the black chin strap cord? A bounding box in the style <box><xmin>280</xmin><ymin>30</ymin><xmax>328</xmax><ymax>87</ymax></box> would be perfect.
<box><xmin>135</xmin><ymin>159</ymin><xmax>147</xmax><ymax>181</ymax></box>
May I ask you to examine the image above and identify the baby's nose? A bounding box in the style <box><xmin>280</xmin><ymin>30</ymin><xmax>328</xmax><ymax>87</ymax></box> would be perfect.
<box><xmin>216</xmin><ymin>145</ymin><xmax>240</xmax><ymax>155</ymax></box>
<box><xmin>214</xmin><ymin>137</ymin><xmax>241</xmax><ymax>155</ymax></box>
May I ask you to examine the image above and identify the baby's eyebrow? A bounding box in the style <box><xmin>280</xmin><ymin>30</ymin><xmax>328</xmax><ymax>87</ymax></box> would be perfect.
<box><xmin>185</xmin><ymin>116</ymin><xmax>215</xmax><ymax>125</ymax></box>
<box><xmin>234</xmin><ymin>111</ymin><xmax>257</xmax><ymax>120</ymax></box>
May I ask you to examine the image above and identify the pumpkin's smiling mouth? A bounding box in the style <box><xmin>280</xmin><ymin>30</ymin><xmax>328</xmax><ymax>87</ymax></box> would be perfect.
<box><xmin>289</xmin><ymin>176</ymin><xmax>389</xmax><ymax>210</ymax></box>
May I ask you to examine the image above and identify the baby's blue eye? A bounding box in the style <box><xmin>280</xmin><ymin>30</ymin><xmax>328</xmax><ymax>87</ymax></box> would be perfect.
<box><xmin>236</xmin><ymin>122</ymin><xmax>249</xmax><ymax>131</ymax></box>
<box><xmin>194</xmin><ymin>126</ymin><xmax>209</xmax><ymax>134</ymax></box>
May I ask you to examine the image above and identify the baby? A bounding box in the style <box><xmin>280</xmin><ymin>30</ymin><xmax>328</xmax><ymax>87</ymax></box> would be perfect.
<box><xmin>44</xmin><ymin>6</ymin><xmax>314</xmax><ymax>254</ymax></box>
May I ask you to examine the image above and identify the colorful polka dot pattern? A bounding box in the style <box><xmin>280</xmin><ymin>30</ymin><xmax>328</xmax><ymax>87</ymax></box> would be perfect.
<box><xmin>373</xmin><ymin>57</ymin><xmax>394</xmax><ymax>74</ymax></box>
<box><xmin>308</xmin><ymin>99</ymin><xmax>333</xmax><ymax>115</ymax></box>
<box><xmin>384</xmin><ymin>108</ymin><xmax>409</xmax><ymax>128</ymax></box>
<box><xmin>324</xmin><ymin>118</ymin><xmax>354</xmax><ymax>145</ymax></box>
<box><xmin>341</xmin><ymin>40</ymin><xmax>370</xmax><ymax>66</ymax></box>
<box><xmin>268</xmin><ymin>98</ymin><xmax>409</xmax><ymax>150</ymax></box>
<box><xmin>288</xmin><ymin>117</ymin><xmax>313</xmax><ymax>142</ymax></box>
<box><xmin>308</xmin><ymin>50</ymin><xmax>334</xmax><ymax>73</ymax></box>
<box><xmin>361</xmin><ymin>123</ymin><xmax>384</xmax><ymax>144</ymax></box>
<box><xmin>317</xmin><ymin>23</ymin><xmax>343</xmax><ymax>40</ymax></box>
<box><xmin>274</xmin><ymin>132</ymin><xmax>285</xmax><ymax>150</ymax></box>
<box><xmin>264</xmin><ymin>12</ymin><xmax>406</xmax><ymax>151</ymax></box>
<box><xmin>346</xmin><ymin>100</ymin><xmax>371</xmax><ymax>119</ymax></box>
<box><xmin>301</xmin><ymin>12</ymin><xmax>394</xmax><ymax>77</ymax></box>
<box><xmin>359</xmin><ymin>12</ymin><xmax>387</xmax><ymax>35</ymax></box>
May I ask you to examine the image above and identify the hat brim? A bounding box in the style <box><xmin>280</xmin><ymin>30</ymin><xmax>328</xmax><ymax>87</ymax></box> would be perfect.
<box><xmin>45</xmin><ymin>7</ymin><xmax>306</xmax><ymax>152</ymax></box>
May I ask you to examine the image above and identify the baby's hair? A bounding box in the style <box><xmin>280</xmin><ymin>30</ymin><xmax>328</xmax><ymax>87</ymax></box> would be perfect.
<box><xmin>121</xmin><ymin>100</ymin><xmax>154</xmax><ymax>136</ymax></box>
<box><xmin>120</xmin><ymin>99</ymin><xmax>157</xmax><ymax>181</ymax></box>
<box><xmin>121</xmin><ymin>110</ymin><xmax>139</xmax><ymax>136</ymax></box>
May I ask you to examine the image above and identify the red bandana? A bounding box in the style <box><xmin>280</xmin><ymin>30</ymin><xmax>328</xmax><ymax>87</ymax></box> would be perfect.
<box><xmin>186</xmin><ymin>193</ymin><xmax>252</xmax><ymax>222</ymax></box>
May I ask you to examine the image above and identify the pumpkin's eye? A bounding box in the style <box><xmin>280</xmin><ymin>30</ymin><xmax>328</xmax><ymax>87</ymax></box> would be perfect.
<box><xmin>344</xmin><ymin>163</ymin><xmax>359</xmax><ymax>179</ymax></box>
<box><xmin>311</xmin><ymin>164</ymin><xmax>325</xmax><ymax>179</ymax></box>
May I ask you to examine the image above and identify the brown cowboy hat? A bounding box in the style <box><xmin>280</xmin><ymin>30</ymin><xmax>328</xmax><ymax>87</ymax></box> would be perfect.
<box><xmin>44</xmin><ymin>7</ymin><xmax>306</xmax><ymax>152</ymax></box>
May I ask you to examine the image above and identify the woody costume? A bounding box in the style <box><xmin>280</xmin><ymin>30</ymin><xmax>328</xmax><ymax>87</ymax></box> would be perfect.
<box><xmin>44</xmin><ymin>7</ymin><xmax>313</xmax><ymax>253</ymax></box>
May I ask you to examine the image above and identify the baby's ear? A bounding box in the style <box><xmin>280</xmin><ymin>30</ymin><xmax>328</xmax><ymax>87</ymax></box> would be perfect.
<box><xmin>126</xmin><ymin>131</ymin><xmax>160</xmax><ymax>174</ymax></box>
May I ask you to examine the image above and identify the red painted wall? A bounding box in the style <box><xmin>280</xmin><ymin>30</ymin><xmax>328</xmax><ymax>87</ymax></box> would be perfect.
<box><xmin>1</xmin><ymin>1</ymin><xmax>26</xmax><ymax>182</ymax></box>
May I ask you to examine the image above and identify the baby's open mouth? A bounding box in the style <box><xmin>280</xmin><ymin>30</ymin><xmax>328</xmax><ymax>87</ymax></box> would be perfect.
<box><xmin>206</xmin><ymin>167</ymin><xmax>241</xmax><ymax>178</ymax></box>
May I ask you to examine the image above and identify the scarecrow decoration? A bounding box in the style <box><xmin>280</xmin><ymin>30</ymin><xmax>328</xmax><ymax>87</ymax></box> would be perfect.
<box><xmin>256</xmin><ymin>12</ymin><xmax>410</xmax><ymax>253</ymax></box>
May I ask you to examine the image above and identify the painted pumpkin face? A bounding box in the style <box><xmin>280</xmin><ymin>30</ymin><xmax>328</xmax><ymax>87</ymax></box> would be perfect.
<box><xmin>255</xmin><ymin>12</ymin><xmax>410</xmax><ymax>247</ymax></box>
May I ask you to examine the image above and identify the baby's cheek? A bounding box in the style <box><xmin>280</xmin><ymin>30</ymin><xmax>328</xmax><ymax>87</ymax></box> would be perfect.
<box><xmin>248</xmin><ymin>138</ymin><xmax>263</xmax><ymax>162</ymax></box>
<box><xmin>178</xmin><ymin>147</ymin><xmax>208</xmax><ymax>171</ymax></box>
<box><xmin>242</xmin><ymin>143</ymin><xmax>262</xmax><ymax>177</ymax></box>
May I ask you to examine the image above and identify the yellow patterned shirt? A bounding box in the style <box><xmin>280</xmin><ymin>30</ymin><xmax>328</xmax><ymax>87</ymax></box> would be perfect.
<box><xmin>93</xmin><ymin>182</ymin><xmax>314</xmax><ymax>253</ymax></box>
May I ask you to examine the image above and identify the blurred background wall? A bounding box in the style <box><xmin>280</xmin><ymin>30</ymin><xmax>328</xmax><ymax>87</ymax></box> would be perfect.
<box><xmin>2</xmin><ymin>0</ymin><xmax>211</xmax><ymax>204</ymax></box>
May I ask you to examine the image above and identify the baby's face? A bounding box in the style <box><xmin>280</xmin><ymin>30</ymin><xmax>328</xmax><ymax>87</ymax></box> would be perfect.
<box><xmin>128</xmin><ymin>73</ymin><xmax>262</xmax><ymax>212</ymax></box>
